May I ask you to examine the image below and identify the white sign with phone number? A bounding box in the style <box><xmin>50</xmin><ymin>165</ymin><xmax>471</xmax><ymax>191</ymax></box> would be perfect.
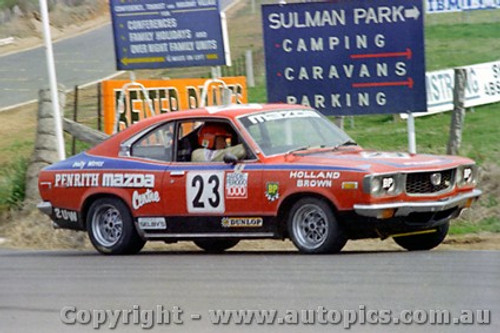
<box><xmin>426</xmin><ymin>0</ymin><xmax>500</xmax><ymax>13</ymax></box>
<box><xmin>403</xmin><ymin>60</ymin><xmax>500</xmax><ymax>118</ymax></box>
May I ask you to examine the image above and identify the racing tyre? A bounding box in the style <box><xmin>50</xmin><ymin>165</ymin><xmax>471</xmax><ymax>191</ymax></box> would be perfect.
<box><xmin>86</xmin><ymin>198</ymin><xmax>145</xmax><ymax>255</ymax></box>
<box><xmin>393</xmin><ymin>222</ymin><xmax>449</xmax><ymax>251</ymax></box>
<box><xmin>194</xmin><ymin>239</ymin><xmax>239</xmax><ymax>253</ymax></box>
<box><xmin>287</xmin><ymin>197</ymin><xmax>347</xmax><ymax>254</ymax></box>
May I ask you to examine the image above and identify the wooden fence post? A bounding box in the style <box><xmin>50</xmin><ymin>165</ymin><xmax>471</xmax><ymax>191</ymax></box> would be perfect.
<box><xmin>97</xmin><ymin>82</ymin><xmax>102</xmax><ymax>131</ymax></box>
<box><xmin>245</xmin><ymin>50</ymin><xmax>255</xmax><ymax>87</ymax></box>
<box><xmin>334</xmin><ymin>116</ymin><xmax>344</xmax><ymax>130</ymax></box>
<box><xmin>447</xmin><ymin>68</ymin><xmax>467</xmax><ymax>155</ymax></box>
<box><xmin>24</xmin><ymin>86</ymin><xmax>66</xmax><ymax>205</ymax></box>
<box><xmin>71</xmin><ymin>85</ymin><xmax>79</xmax><ymax>155</ymax></box>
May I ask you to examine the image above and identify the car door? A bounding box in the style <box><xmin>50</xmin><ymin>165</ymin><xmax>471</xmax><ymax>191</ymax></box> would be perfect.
<box><xmin>162</xmin><ymin>118</ymin><xmax>268</xmax><ymax>234</ymax></box>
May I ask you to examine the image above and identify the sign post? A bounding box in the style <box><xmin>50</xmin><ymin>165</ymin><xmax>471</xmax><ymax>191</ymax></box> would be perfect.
<box><xmin>39</xmin><ymin>0</ymin><xmax>65</xmax><ymax>160</ymax></box>
<box><xmin>262</xmin><ymin>0</ymin><xmax>427</xmax><ymax>116</ymax></box>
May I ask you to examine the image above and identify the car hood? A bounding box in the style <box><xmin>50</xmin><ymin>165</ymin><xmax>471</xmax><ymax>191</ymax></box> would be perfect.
<box><xmin>287</xmin><ymin>149</ymin><xmax>473</xmax><ymax>173</ymax></box>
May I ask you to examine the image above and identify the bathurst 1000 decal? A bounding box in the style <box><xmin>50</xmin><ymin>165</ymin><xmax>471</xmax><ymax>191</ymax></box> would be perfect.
<box><xmin>225</xmin><ymin>172</ymin><xmax>248</xmax><ymax>199</ymax></box>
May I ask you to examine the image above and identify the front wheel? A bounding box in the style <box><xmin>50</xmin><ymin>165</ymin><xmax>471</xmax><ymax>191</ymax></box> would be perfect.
<box><xmin>287</xmin><ymin>197</ymin><xmax>346</xmax><ymax>254</ymax></box>
<box><xmin>393</xmin><ymin>222</ymin><xmax>449</xmax><ymax>251</ymax></box>
<box><xmin>193</xmin><ymin>239</ymin><xmax>239</xmax><ymax>253</ymax></box>
<box><xmin>86</xmin><ymin>198</ymin><xmax>145</xmax><ymax>255</ymax></box>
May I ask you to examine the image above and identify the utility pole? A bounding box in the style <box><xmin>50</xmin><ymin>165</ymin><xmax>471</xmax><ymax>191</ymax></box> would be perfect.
<box><xmin>39</xmin><ymin>0</ymin><xmax>65</xmax><ymax>160</ymax></box>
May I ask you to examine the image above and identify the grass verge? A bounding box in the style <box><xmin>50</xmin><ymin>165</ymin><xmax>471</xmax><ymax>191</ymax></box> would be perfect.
<box><xmin>0</xmin><ymin>156</ymin><xmax>28</xmax><ymax>214</ymax></box>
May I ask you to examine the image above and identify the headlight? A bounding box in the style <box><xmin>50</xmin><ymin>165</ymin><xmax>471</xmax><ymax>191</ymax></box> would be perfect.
<box><xmin>370</xmin><ymin>178</ymin><xmax>381</xmax><ymax>194</ymax></box>
<box><xmin>364</xmin><ymin>174</ymin><xmax>403</xmax><ymax>196</ymax></box>
<box><xmin>457</xmin><ymin>165</ymin><xmax>477</xmax><ymax>187</ymax></box>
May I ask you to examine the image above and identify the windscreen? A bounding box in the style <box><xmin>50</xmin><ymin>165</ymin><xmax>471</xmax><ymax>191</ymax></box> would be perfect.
<box><xmin>238</xmin><ymin>109</ymin><xmax>353</xmax><ymax>156</ymax></box>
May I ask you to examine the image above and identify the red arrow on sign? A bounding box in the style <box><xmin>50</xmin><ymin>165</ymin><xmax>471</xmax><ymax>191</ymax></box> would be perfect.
<box><xmin>350</xmin><ymin>48</ymin><xmax>412</xmax><ymax>60</ymax></box>
<box><xmin>352</xmin><ymin>77</ymin><xmax>414</xmax><ymax>89</ymax></box>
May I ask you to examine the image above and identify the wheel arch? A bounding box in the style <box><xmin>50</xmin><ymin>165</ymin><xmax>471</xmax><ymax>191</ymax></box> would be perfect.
<box><xmin>277</xmin><ymin>191</ymin><xmax>339</xmax><ymax>238</ymax></box>
<box><xmin>80</xmin><ymin>192</ymin><xmax>132</xmax><ymax>229</ymax></box>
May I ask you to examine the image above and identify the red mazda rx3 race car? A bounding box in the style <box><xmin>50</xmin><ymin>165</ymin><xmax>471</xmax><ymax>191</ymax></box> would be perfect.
<box><xmin>37</xmin><ymin>103</ymin><xmax>481</xmax><ymax>254</ymax></box>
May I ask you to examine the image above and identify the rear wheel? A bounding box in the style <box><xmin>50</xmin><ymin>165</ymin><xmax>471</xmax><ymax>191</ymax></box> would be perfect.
<box><xmin>287</xmin><ymin>197</ymin><xmax>346</xmax><ymax>254</ymax></box>
<box><xmin>194</xmin><ymin>239</ymin><xmax>239</xmax><ymax>253</ymax></box>
<box><xmin>86</xmin><ymin>198</ymin><xmax>145</xmax><ymax>255</ymax></box>
<box><xmin>393</xmin><ymin>222</ymin><xmax>449</xmax><ymax>251</ymax></box>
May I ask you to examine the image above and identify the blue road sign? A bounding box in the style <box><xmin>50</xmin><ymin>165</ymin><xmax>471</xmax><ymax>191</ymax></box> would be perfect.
<box><xmin>262</xmin><ymin>0</ymin><xmax>426</xmax><ymax>116</ymax></box>
<box><xmin>109</xmin><ymin>0</ymin><xmax>229</xmax><ymax>70</ymax></box>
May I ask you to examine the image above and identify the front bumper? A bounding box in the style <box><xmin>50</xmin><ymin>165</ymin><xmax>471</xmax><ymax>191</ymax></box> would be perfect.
<box><xmin>353</xmin><ymin>189</ymin><xmax>482</xmax><ymax>219</ymax></box>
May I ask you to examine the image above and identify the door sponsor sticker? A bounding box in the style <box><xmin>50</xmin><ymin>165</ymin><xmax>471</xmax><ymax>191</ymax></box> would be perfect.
<box><xmin>265</xmin><ymin>182</ymin><xmax>280</xmax><ymax>202</ymax></box>
<box><xmin>225</xmin><ymin>172</ymin><xmax>248</xmax><ymax>199</ymax></box>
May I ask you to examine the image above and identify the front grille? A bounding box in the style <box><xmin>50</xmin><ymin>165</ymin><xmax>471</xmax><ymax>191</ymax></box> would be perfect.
<box><xmin>405</xmin><ymin>169</ymin><xmax>455</xmax><ymax>195</ymax></box>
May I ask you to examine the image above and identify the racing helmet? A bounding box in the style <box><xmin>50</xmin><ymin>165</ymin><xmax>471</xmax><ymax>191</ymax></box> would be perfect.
<box><xmin>198</xmin><ymin>123</ymin><xmax>232</xmax><ymax>149</ymax></box>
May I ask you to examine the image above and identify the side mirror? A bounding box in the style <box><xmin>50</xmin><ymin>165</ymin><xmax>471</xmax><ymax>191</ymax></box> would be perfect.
<box><xmin>223</xmin><ymin>153</ymin><xmax>238</xmax><ymax>164</ymax></box>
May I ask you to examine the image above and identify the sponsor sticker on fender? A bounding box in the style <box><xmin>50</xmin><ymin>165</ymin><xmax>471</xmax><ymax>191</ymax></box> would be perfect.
<box><xmin>132</xmin><ymin>189</ymin><xmax>161</xmax><ymax>210</ymax></box>
<box><xmin>221</xmin><ymin>217</ymin><xmax>263</xmax><ymax>228</ymax></box>
<box><xmin>103</xmin><ymin>174</ymin><xmax>155</xmax><ymax>188</ymax></box>
<box><xmin>225</xmin><ymin>172</ymin><xmax>248</xmax><ymax>199</ymax></box>
<box><xmin>72</xmin><ymin>161</ymin><xmax>86</xmax><ymax>169</ymax></box>
<box><xmin>54</xmin><ymin>208</ymin><xmax>78</xmax><ymax>223</ymax></box>
<box><xmin>54</xmin><ymin>173</ymin><xmax>156</xmax><ymax>188</ymax></box>
<box><xmin>290</xmin><ymin>170</ymin><xmax>340</xmax><ymax>188</ymax></box>
<box><xmin>71</xmin><ymin>161</ymin><xmax>104</xmax><ymax>169</ymax></box>
<box><xmin>54</xmin><ymin>173</ymin><xmax>100</xmax><ymax>188</ymax></box>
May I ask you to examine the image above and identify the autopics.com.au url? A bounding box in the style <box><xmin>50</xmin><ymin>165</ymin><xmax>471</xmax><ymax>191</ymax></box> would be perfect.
<box><xmin>60</xmin><ymin>305</ymin><xmax>491</xmax><ymax>329</ymax></box>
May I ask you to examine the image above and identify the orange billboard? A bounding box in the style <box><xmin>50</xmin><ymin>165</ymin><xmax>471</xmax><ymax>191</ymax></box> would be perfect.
<box><xmin>101</xmin><ymin>77</ymin><xmax>247</xmax><ymax>135</ymax></box>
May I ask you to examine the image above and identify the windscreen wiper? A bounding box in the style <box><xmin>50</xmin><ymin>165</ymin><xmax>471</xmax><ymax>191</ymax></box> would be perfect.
<box><xmin>287</xmin><ymin>145</ymin><xmax>329</xmax><ymax>155</ymax></box>
<box><xmin>340</xmin><ymin>140</ymin><xmax>358</xmax><ymax>146</ymax></box>
<box><xmin>286</xmin><ymin>146</ymin><xmax>310</xmax><ymax>155</ymax></box>
<box><xmin>330</xmin><ymin>140</ymin><xmax>358</xmax><ymax>151</ymax></box>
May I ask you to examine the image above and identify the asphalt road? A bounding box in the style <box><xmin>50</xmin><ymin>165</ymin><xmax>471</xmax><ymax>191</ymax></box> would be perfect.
<box><xmin>0</xmin><ymin>24</ymin><xmax>117</xmax><ymax>110</ymax></box>
<box><xmin>0</xmin><ymin>0</ymin><xmax>238</xmax><ymax>111</ymax></box>
<box><xmin>0</xmin><ymin>248</ymin><xmax>498</xmax><ymax>332</ymax></box>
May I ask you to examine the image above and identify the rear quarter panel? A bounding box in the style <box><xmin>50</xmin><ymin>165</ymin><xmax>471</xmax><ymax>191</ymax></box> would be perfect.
<box><xmin>38</xmin><ymin>154</ymin><xmax>167</xmax><ymax>228</ymax></box>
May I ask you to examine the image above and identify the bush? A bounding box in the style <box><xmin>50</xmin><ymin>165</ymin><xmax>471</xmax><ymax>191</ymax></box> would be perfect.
<box><xmin>0</xmin><ymin>157</ymin><xmax>28</xmax><ymax>211</ymax></box>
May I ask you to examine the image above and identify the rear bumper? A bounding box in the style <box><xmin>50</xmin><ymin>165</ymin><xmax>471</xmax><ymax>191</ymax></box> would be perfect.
<box><xmin>353</xmin><ymin>189</ymin><xmax>482</xmax><ymax>219</ymax></box>
<box><xmin>37</xmin><ymin>201</ymin><xmax>52</xmax><ymax>216</ymax></box>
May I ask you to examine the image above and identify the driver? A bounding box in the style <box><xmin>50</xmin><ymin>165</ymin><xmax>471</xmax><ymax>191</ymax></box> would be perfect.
<box><xmin>191</xmin><ymin>123</ymin><xmax>246</xmax><ymax>162</ymax></box>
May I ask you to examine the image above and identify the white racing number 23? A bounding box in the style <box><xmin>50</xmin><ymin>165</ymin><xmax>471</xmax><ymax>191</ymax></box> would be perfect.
<box><xmin>186</xmin><ymin>171</ymin><xmax>225</xmax><ymax>213</ymax></box>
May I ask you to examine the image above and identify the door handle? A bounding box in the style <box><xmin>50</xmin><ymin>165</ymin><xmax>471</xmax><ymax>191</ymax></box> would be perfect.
<box><xmin>170</xmin><ymin>171</ymin><xmax>185</xmax><ymax>176</ymax></box>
